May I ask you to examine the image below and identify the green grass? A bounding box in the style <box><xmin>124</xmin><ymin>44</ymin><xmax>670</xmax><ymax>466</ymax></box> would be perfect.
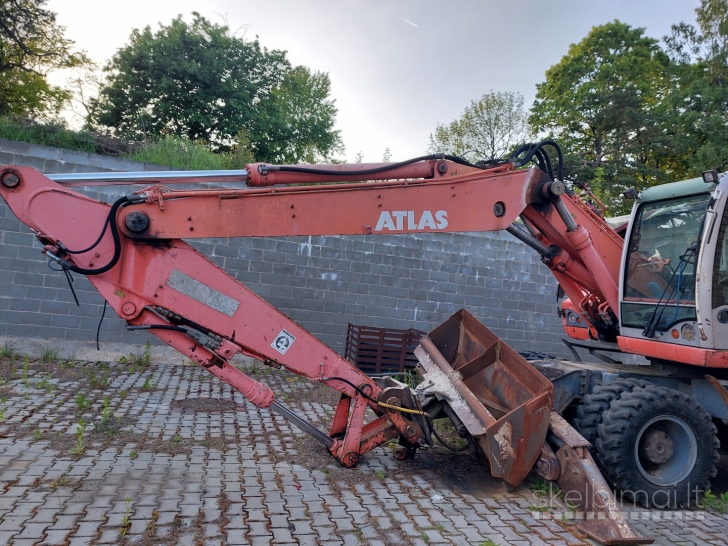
<box><xmin>0</xmin><ymin>115</ymin><xmax>253</xmax><ymax>171</ymax></box>
<box><xmin>0</xmin><ymin>115</ymin><xmax>96</xmax><ymax>152</ymax></box>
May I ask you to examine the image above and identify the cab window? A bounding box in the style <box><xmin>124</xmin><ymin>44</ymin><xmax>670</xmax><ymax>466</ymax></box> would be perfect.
<box><xmin>622</xmin><ymin>193</ymin><xmax>710</xmax><ymax>330</ymax></box>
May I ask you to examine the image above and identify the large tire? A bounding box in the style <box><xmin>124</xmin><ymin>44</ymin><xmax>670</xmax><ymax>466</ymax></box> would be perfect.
<box><xmin>595</xmin><ymin>385</ymin><xmax>719</xmax><ymax>508</ymax></box>
<box><xmin>573</xmin><ymin>378</ymin><xmax>650</xmax><ymax>445</ymax></box>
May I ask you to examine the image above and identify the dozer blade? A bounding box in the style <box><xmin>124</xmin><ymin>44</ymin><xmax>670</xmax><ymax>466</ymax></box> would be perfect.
<box><xmin>415</xmin><ymin>309</ymin><xmax>553</xmax><ymax>486</ymax></box>
<box><xmin>415</xmin><ymin>309</ymin><xmax>652</xmax><ymax>546</ymax></box>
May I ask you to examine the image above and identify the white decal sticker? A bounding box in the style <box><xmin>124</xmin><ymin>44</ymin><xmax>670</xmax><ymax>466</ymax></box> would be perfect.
<box><xmin>374</xmin><ymin>210</ymin><xmax>448</xmax><ymax>232</ymax></box>
<box><xmin>272</xmin><ymin>329</ymin><xmax>296</xmax><ymax>355</ymax></box>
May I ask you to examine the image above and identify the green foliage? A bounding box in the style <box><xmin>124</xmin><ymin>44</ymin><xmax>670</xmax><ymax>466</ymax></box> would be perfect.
<box><xmin>664</xmin><ymin>0</ymin><xmax>728</xmax><ymax>174</ymax></box>
<box><xmin>0</xmin><ymin>0</ymin><xmax>88</xmax><ymax>116</ymax></box>
<box><xmin>90</xmin><ymin>13</ymin><xmax>342</xmax><ymax>162</ymax></box>
<box><xmin>75</xmin><ymin>393</ymin><xmax>92</xmax><ymax>411</ymax></box>
<box><xmin>124</xmin><ymin>135</ymin><xmax>252</xmax><ymax>170</ymax></box>
<box><xmin>0</xmin><ymin>115</ymin><xmax>95</xmax><ymax>151</ymax></box>
<box><xmin>531</xmin><ymin>21</ymin><xmax>681</xmax><ymax>214</ymax></box>
<box><xmin>119</xmin><ymin>341</ymin><xmax>152</xmax><ymax>370</ymax></box>
<box><xmin>0</xmin><ymin>342</ymin><xmax>15</xmax><ymax>359</ymax></box>
<box><xmin>429</xmin><ymin>91</ymin><xmax>529</xmax><ymax>162</ymax></box>
<box><xmin>70</xmin><ymin>419</ymin><xmax>86</xmax><ymax>455</ymax></box>
<box><xmin>703</xmin><ymin>489</ymin><xmax>728</xmax><ymax>512</ymax></box>
<box><xmin>40</xmin><ymin>346</ymin><xmax>59</xmax><ymax>363</ymax></box>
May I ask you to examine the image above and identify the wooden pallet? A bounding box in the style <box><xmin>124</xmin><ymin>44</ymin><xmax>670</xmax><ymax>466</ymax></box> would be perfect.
<box><xmin>344</xmin><ymin>324</ymin><xmax>425</xmax><ymax>375</ymax></box>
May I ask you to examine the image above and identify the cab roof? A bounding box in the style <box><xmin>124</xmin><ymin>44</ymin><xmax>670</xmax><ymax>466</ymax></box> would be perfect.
<box><xmin>637</xmin><ymin>177</ymin><xmax>717</xmax><ymax>203</ymax></box>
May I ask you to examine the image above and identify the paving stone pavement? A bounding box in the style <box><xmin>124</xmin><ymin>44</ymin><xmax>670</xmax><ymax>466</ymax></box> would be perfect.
<box><xmin>0</xmin><ymin>356</ymin><xmax>727</xmax><ymax>546</ymax></box>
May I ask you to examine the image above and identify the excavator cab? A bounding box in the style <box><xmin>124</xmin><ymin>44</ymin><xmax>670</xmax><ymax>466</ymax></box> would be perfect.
<box><xmin>617</xmin><ymin>175</ymin><xmax>726</xmax><ymax>353</ymax></box>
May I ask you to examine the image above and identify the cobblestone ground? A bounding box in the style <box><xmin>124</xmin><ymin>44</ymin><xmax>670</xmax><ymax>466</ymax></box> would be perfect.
<box><xmin>1</xmin><ymin>351</ymin><xmax>727</xmax><ymax>546</ymax></box>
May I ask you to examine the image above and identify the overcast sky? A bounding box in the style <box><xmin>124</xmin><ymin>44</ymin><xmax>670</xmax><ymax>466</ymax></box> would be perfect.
<box><xmin>47</xmin><ymin>0</ymin><xmax>700</xmax><ymax>163</ymax></box>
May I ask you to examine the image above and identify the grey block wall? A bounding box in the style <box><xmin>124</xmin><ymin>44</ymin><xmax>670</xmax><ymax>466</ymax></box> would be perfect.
<box><xmin>0</xmin><ymin>139</ymin><xmax>569</xmax><ymax>358</ymax></box>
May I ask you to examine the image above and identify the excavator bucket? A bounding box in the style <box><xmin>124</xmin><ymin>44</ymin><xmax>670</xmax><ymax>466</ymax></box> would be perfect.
<box><xmin>415</xmin><ymin>310</ymin><xmax>652</xmax><ymax>546</ymax></box>
<box><xmin>415</xmin><ymin>309</ymin><xmax>553</xmax><ymax>486</ymax></box>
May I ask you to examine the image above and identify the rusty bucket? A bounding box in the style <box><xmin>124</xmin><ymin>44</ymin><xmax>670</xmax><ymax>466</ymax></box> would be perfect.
<box><xmin>415</xmin><ymin>309</ymin><xmax>553</xmax><ymax>486</ymax></box>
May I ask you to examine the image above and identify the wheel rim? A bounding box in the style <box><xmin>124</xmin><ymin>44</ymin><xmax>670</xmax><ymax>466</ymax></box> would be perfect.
<box><xmin>634</xmin><ymin>415</ymin><xmax>697</xmax><ymax>487</ymax></box>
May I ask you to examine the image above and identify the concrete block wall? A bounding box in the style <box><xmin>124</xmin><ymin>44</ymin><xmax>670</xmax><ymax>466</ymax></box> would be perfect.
<box><xmin>0</xmin><ymin>139</ymin><xmax>570</xmax><ymax>358</ymax></box>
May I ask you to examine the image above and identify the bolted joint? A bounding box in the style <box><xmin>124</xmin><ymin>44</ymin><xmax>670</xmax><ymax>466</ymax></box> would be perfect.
<box><xmin>1</xmin><ymin>171</ymin><xmax>20</xmax><ymax>188</ymax></box>
<box><xmin>125</xmin><ymin>211</ymin><xmax>149</xmax><ymax>233</ymax></box>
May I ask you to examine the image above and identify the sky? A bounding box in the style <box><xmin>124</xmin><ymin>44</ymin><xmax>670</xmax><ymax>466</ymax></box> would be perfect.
<box><xmin>47</xmin><ymin>0</ymin><xmax>701</xmax><ymax>163</ymax></box>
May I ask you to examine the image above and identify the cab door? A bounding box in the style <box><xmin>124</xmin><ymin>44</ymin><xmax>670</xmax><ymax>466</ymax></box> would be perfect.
<box><xmin>709</xmin><ymin>189</ymin><xmax>728</xmax><ymax>349</ymax></box>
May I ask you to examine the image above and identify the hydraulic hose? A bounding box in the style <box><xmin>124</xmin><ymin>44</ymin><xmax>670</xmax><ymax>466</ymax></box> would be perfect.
<box><xmin>260</xmin><ymin>153</ymin><xmax>493</xmax><ymax>177</ymax></box>
<box><xmin>48</xmin><ymin>194</ymin><xmax>146</xmax><ymax>276</ymax></box>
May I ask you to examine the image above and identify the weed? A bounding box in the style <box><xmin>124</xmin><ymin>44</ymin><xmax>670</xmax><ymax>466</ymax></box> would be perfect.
<box><xmin>421</xmin><ymin>532</ymin><xmax>430</xmax><ymax>543</ymax></box>
<box><xmin>50</xmin><ymin>475</ymin><xmax>69</xmax><ymax>488</ymax></box>
<box><xmin>119</xmin><ymin>390</ymin><xmax>127</xmax><ymax>398</ymax></box>
<box><xmin>129</xmin><ymin>449</ymin><xmax>138</xmax><ymax>460</ymax></box>
<box><xmin>480</xmin><ymin>541</ymin><xmax>500</xmax><ymax>546</ymax></box>
<box><xmin>375</xmin><ymin>469</ymin><xmax>385</xmax><ymax>480</ymax></box>
<box><xmin>40</xmin><ymin>346</ymin><xmax>59</xmax><ymax>364</ymax></box>
<box><xmin>427</xmin><ymin>522</ymin><xmax>445</xmax><ymax>532</ymax></box>
<box><xmin>528</xmin><ymin>505</ymin><xmax>550</xmax><ymax>512</ymax></box>
<box><xmin>120</xmin><ymin>497</ymin><xmax>132</xmax><ymax>537</ymax></box>
<box><xmin>34</xmin><ymin>429</ymin><xmax>42</xmax><ymax>440</ymax></box>
<box><xmin>142</xmin><ymin>378</ymin><xmax>155</xmax><ymax>390</ymax></box>
<box><xmin>120</xmin><ymin>341</ymin><xmax>152</xmax><ymax>368</ymax></box>
<box><xmin>703</xmin><ymin>490</ymin><xmax>728</xmax><ymax>513</ymax></box>
<box><xmin>0</xmin><ymin>341</ymin><xmax>15</xmax><ymax>359</ymax></box>
<box><xmin>173</xmin><ymin>434</ymin><xmax>182</xmax><ymax>443</ymax></box>
<box><xmin>22</xmin><ymin>355</ymin><xmax>29</xmax><ymax>385</ymax></box>
<box><xmin>171</xmin><ymin>515</ymin><xmax>183</xmax><ymax>529</ymax></box>
<box><xmin>394</xmin><ymin>369</ymin><xmax>422</xmax><ymax>389</ymax></box>
<box><xmin>36</xmin><ymin>374</ymin><xmax>51</xmax><ymax>390</ymax></box>
<box><xmin>95</xmin><ymin>397</ymin><xmax>118</xmax><ymax>434</ymax></box>
<box><xmin>322</xmin><ymin>467</ymin><xmax>329</xmax><ymax>475</ymax></box>
<box><xmin>75</xmin><ymin>393</ymin><xmax>92</xmax><ymax>411</ymax></box>
<box><xmin>70</xmin><ymin>420</ymin><xmax>86</xmax><ymax>455</ymax></box>
<box><xmin>0</xmin><ymin>407</ymin><xmax>5</xmax><ymax>422</ymax></box>
<box><xmin>62</xmin><ymin>360</ymin><xmax>75</xmax><ymax>369</ymax></box>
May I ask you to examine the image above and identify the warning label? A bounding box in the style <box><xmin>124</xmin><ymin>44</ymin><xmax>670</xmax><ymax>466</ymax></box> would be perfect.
<box><xmin>271</xmin><ymin>330</ymin><xmax>296</xmax><ymax>355</ymax></box>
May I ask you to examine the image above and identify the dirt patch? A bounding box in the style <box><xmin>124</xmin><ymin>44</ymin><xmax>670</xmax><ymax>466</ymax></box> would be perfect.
<box><xmin>171</xmin><ymin>398</ymin><xmax>238</xmax><ymax>413</ymax></box>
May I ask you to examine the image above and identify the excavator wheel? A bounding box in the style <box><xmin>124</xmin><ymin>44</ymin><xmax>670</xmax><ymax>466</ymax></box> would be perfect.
<box><xmin>572</xmin><ymin>378</ymin><xmax>651</xmax><ymax>445</ymax></box>
<box><xmin>595</xmin><ymin>385</ymin><xmax>719</xmax><ymax>509</ymax></box>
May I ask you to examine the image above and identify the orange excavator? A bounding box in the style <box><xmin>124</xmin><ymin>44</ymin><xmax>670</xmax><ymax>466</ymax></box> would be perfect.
<box><xmin>4</xmin><ymin>140</ymin><xmax>728</xmax><ymax>544</ymax></box>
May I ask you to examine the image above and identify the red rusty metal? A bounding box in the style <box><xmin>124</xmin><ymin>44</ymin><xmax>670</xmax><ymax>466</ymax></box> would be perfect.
<box><xmin>0</xmin><ymin>166</ymin><xmax>426</xmax><ymax>467</ymax></box>
<box><xmin>415</xmin><ymin>309</ymin><xmax>553</xmax><ymax>487</ymax></box>
<box><xmin>117</xmin><ymin>165</ymin><xmax>542</xmax><ymax>239</ymax></box>
<box><xmin>549</xmin><ymin>413</ymin><xmax>652</xmax><ymax>545</ymax></box>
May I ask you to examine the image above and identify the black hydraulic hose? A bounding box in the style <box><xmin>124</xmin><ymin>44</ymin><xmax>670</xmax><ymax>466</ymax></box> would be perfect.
<box><xmin>63</xmin><ymin>216</ymin><xmax>112</xmax><ymax>254</ymax></box>
<box><xmin>510</xmin><ymin>140</ymin><xmax>564</xmax><ymax>182</ymax></box>
<box><xmin>327</xmin><ymin>376</ymin><xmax>378</xmax><ymax>403</ymax></box>
<box><xmin>126</xmin><ymin>324</ymin><xmax>189</xmax><ymax>334</ymax></box>
<box><xmin>48</xmin><ymin>195</ymin><xmax>145</xmax><ymax>276</ymax></box>
<box><xmin>261</xmin><ymin>153</ymin><xmax>492</xmax><ymax>177</ymax></box>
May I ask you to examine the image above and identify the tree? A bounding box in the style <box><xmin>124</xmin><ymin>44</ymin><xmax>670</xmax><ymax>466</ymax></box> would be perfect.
<box><xmin>530</xmin><ymin>21</ymin><xmax>682</xmax><ymax>212</ymax></box>
<box><xmin>0</xmin><ymin>0</ymin><xmax>88</xmax><ymax>116</ymax></box>
<box><xmin>428</xmin><ymin>91</ymin><xmax>529</xmax><ymax>162</ymax></box>
<box><xmin>90</xmin><ymin>13</ymin><xmax>343</xmax><ymax>163</ymax></box>
<box><xmin>664</xmin><ymin>0</ymin><xmax>728</xmax><ymax>173</ymax></box>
